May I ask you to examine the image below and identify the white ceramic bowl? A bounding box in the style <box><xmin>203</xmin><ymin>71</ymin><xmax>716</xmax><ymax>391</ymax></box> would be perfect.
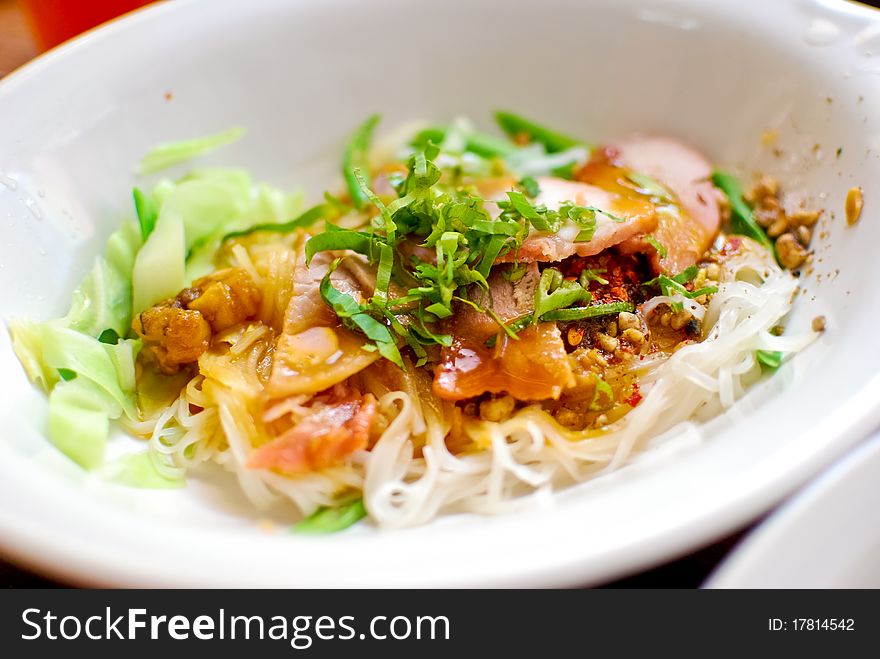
<box><xmin>1</xmin><ymin>0</ymin><xmax>880</xmax><ymax>587</ymax></box>
<box><xmin>707</xmin><ymin>432</ymin><xmax>880</xmax><ymax>588</ymax></box>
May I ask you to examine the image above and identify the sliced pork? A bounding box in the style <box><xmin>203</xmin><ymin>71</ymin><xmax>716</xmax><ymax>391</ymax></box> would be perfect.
<box><xmin>249</xmin><ymin>385</ymin><xmax>377</xmax><ymax>473</ymax></box>
<box><xmin>484</xmin><ymin>176</ymin><xmax>658</xmax><ymax>264</ymax></box>
<box><xmin>579</xmin><ymin>137</ymin><xmax>721</xmax><ymax>274</ymax></box>
<box><xmin>433</xmin><ymin>264</ymin><xmax>575</xmax><ymax>401</ymax></box>
<box><xmin>270</xmin><ymin>249</ymin><xmax>379</xmax><ymax>398</ymax></box>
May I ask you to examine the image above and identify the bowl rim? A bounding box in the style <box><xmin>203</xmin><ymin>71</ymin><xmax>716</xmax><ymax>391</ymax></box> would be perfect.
<box><xmin>705</xmin><ymin>431</ymin><xmax>880</xmax><ymax>588</ymax></box>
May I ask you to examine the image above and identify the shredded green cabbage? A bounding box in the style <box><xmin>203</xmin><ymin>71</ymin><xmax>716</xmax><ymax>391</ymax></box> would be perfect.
<box><xmin>132</xmin><ymin>168</ymin><xmax>303</xmax><ymax>311</ymax></box>
<box><xmin>101</xmin><ymin>451</ymin><xmax>185</xmax><ymax>489</ymax></box>
<box><xmin>39</xmin><ymin>323</ymin><xmax>140</xmax><ymax>417</ymax></box>
<box><xmin>11</xmin><ymin>128</ymin><xmax>303</xmax><ymax>477</ymax></box>
<box><xmin>138</xmin><ymin>126</ymin><xmax>246</xmax><ymax>174</ymax></box>
<box><xmin>65</xmin><ymin>221</ymin><xmax>142</xmax><ymax>337</ymax></box>
<box><xmin>132</xmin><ymin>206</ymin><xmax>186</xmax><ymax>312</ymax></box>
<box><xmin>46</xmin><ymin>379</ymin><xmax>111</xmax><ymax>470</ymax></box>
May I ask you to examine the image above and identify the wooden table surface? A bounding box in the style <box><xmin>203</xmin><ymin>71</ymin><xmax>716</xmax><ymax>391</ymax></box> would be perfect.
<box><xmin>1</xmin><ymin>0</ymin><xmax>876</xmax><ymax>590</ymax></box>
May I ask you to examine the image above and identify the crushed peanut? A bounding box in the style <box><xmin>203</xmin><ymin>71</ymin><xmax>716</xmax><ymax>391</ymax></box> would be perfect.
<box><xmin>789</xmin><ymin>209</ymin><xmax>821</xmax><ymax>227</ymax></box>
<box><xmin>617</xmin><ymin>311</ymin><xmax>640</xmax><ymax>331</ymax></box>
<box><xmin>480</xmin><ymin>395</ymin><xmax>516</xmax><ymax>422</ymax></box>
<box><xmin>584</xmin><ymin>348</ymin><xmax>608</xmax><ymax>368</ymax></box>
<box><xmin>845</xmin><ymin>186</ymin><xmax>863</xmax><ymax>226</ymax></box>
<box><xmin>669</xmin><ymin>311</ymin><xmax>691</xmax><ymax>331</ymax></box>
<box><xmin>745</xmin><ymin>176</ymin><xmax>821</xmax><ymax>272</ymax></box>
<box><xmin>767</xmin><ymin>217</ymin><xmax>788</xmax><ymax>238</ymax></box>
<box><xmin>745</xmin><ymin>176</ymin><xmax>779</xmax><ymax>203</ymax></box>
<box><xmin>795</xmin><ymin>225</ymin><xmax>812</xmax><ymax>246</ymax></box>
<box><xmin>621</xmin><ymin>328</ymin><xmax>646</xmax><ymax>348</ymax></box>
<box><xmin>775</xmin><ymin>233</ymin><xmax>808</xmax><ymax>269</ymax></box>
<box><xmin>596</xmin><ymin>332</ymin><xmax>619</xmax><ymax>353</ymax></box>
<box><xmin>811</xmin><ymin>315</ymin><xmax>826</xmax><ymax>332</ymax></box>
<box><xmin>705</xmin><ymin>263</ymin><xmax>721</xmax><ymax>281</ymax></box>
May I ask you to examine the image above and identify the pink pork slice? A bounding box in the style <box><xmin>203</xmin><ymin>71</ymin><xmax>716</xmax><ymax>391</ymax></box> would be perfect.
<box><xmin>481</xmin><ymin>176</ymin><xmax>658</xmax><ymax>264</ymax></box>
<box><xmin>604</xmin><ymin>136</ymin><xmax>721</xmax><ymax>274</ymax></box>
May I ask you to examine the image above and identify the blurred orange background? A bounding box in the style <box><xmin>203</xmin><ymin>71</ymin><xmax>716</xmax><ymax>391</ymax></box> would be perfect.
<box><xmin>19</xmin><ymin>0</ymin><xmax>156</xmax><ymax>50</ymax></box>
<box><xmin>0</xmin><ymin>0</ymin><xmax>157</xmax><ymax>76</ymax></box>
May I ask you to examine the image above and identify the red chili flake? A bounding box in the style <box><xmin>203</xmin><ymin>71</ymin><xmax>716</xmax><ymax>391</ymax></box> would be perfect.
<box><xmin>624</xmin><ymin>383</ymin><xmax>642</xmax><ymax>407</ymax></box>
<box><xmin>559</xmin><ymin>252</ymin><xmax>647</xmax><ymax>304</ymax></box>
<box><xmin>609</xmin><ymin>286</ymin><xmax>629</xmax><ymax>302</ymax></box>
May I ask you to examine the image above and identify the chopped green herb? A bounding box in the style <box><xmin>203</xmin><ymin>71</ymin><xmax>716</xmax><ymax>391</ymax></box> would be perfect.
<box><xmin>711</xmin><ymin>171</ymin><xmax>774</xmax><ymax>253</ymax></box>
<box><xmin>495</xmin><ymin>193</ymin><xmax>619</xmax><ymax>243</ymax></box>
<box><xmin>671</xmin><ymin>265</ymin><xmax>699</xmax><ymax>285</ymax></box>
<box><xmin>756</xmin><ymin>350</ymin><xmax>783</xmax><ymax>370</ymax></box>
<box><xmin>566</xmin><ymin>205</ymin><xmax>598</xmax><ymax>242</ymax></box>
<box><xmin>293</xmin><ymin>497</ymin><xmax>367</xmax><ymax>534</ymax></box>
<box><xmin>303</xmin><ymin>125</ymin><xmax>627</xmax><ymax>369</ymax></box>
<box><xmin>343</xmin><ymin>114</ymin><xmax>380</xmax><ymax>209</ymax></box>
<box><xmin>644</xmin><ymin>236</ymin><xmax>668</xmax><ymax>259</ymax></box>
<box><xmin>579</xmin><ymin>268</ymin><xmax>609</xmax><ymax>286</ymax></box>
<box><xmin>319</xmin><ymin>260</ymin><xmax>404</xmax><ymax>368</ymax></box>
<box><xmin>589</xmin><ymin>377</ymin><xmax>614</xmax><ymax>412</ymax></box>
<box><xmin>410</xmin><ymin>126</ymin><xmax>516</xmax><ymax>158</ymax></box>
<box><xmin>626</xmin><ymin>172</ymin><xmax>675</xmax><ymax>203</ymax></box>
<box><xmin>133</xmin><ymin>188</ymin><xmax>158</xmax><ymax>241</ymax></box>
<box><xmin>519</xmin><ymin>176</ymin><xmax>541</xmax><ymax>198</ymax></box>
<box><xmin>502</xmin><ymin>263</ymin><xmax>528</xmax><ymax>283</ymax></box>
<box><xmin>534</xmin><ymin>268</ymin><xmax>592</xmax><ymax>320</ymax></box>
<box><xmin>223</xmin><ymin>203</ymin><xmax>330</xmax><ymax>241</ymax></box>
<box><xmin>305</xmin><ymin>226</ymin><xmax>376</xmax><ymax>263</ymax></box>
<box><xmin>494</xmin><ymin>111</ymin><xmax>587</xmax><ymax>153</ymax></box>
<box><xmin>541</xmin><ymin>301</ymin><xmax>634</xmax><ymax>322</ymax></box>
<box><xmin>57</xmin><ymin>368</ymin><xmax>77</xmax><ymax>381</ymax></box>
<box><xmin>644</xmin><ymin>266</ymin><xmax>717</xmax><ymax>301</ymax></box>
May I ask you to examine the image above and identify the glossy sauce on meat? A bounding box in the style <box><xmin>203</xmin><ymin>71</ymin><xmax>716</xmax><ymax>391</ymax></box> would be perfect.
<box><xmin>432</xmin><ymin>265</ymin><xmax>574</xmax><ymax>401</ymax></box>
<box><xmin>433</xmin><ymin>322</ymin><xmax>574</xmax><ymax>401</ymax></box>
<box><xmin>576</xmin><ymin>140</ymin><xmax>720</xmax><ymax>274</ymax></box>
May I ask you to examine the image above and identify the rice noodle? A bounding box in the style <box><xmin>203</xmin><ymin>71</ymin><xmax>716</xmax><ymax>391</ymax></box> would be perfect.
<box><xmin>141</xmin><ymin>240</ymin><xmax>816</xmax><ymax>528</ymax></box>
<box><xmin>642</xmin><ymin>293</ymin><xmax>706</xmax><ymax>321</ymax></box>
